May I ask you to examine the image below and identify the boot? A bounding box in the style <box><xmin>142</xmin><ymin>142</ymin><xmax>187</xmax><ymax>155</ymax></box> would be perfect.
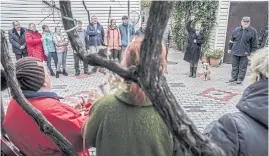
<box><xmin>50</xmin><ymin>70</ymin><xmax>55</xmax><ymax>76</ymax></box>
<box><xmin>75</xmin><ymin>71</ymin><xmax>80</xmax><ymax>76</ymax></box>
<box><xmin>188</xmin><ymin>67</ymin><xmax>193</xmax><ymax>77</ymax></box>
<box><xmin>84</xmin><ymin>71</ymin><xmax>90</xmax><ymax>75</ymax></box>
<box><xmin>63</xmin><ymin>70</ymin><xmax>68</xmax><ymax>76</ymax></box>
<box><xmin>56</xmin><ymin>71</ymin><xmax>60</xmax><ymax>78</ymax></box>
<box><xmin>192</xmin><ymin>67</ymin><xmax>197</xmax><ymax>78</ymax></box>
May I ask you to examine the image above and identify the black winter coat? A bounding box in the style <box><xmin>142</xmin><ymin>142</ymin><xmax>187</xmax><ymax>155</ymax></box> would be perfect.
<box><xmin>228</xmin><ymin>26</ymin><xmax>258</xmax><ymax>56</ymax></box>
<box><xmin>204</xmin><ymin>79</ymin><xmax>268</xmax><ymax>156</ymax></box>
<box><xmin>183</xmin><ymin>20</ymin><xmax>204</xmax><ymax>63</ymax></box>
<box><xmin>8</xmin><ymin>28</ymin><xmax>27</xmax><ymax>55</ymax></box>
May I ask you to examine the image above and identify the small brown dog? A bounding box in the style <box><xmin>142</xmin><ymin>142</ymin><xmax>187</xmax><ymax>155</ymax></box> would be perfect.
<box><xmin>203</xmin><ymin>62</ymin><xmax>211</xmax><ymax>81</ymax></box>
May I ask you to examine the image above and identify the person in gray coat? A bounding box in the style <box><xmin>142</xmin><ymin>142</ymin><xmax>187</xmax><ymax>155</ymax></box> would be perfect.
<box><xmin>8</xmin><ymin>21</ymin><xmax>27</xmax><ymax>60</ymax></box>
<box><xmin>228</xmin><ymin>16</ymin><xmax>258</xmax><ymax>84</ymax></box>
<box><xmin>74</xmin><ymin>20</ymin><xmax>90</xmax><ymax>76</ymax></box>
<box><xmin>204</xmin><ymin>47</ymin><xmax>268</xmax><ymax>156</ymax></box>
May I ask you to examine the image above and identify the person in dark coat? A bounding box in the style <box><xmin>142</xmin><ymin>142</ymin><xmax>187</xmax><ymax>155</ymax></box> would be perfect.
<box><xmin>134</xmin><ymin>22</ymin><xmax>146</xmax><ymax>36</ymax></box>
<box><xmin>183</xmin><ymin>15</ymin><xmax>204</xmax><ymax>78</ymax></box>
<box><xmin>86</xmin><ymin>15</ymin><xmax>104</xmax><ymax>53</ymax></box>
<box><xmin>204</xmin><ymin>47</ymin><xmax>268</xmax><ymax>156</ymax></box>
<box><xmin>8</xmin><ymin>21</ymin><xmax>27</xmax><ymax>60</ymax></box>
<box><xmin>228</xmin><ymin>16</ymin><xmax>258</xmax><ymax>84</ymax></box>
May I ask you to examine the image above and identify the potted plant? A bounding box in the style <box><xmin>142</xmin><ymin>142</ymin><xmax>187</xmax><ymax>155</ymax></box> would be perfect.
<box><xmin>202</xmin><ymin>50</ymin><xmax>211</xmax><ymax>63</ymax></box>
<box><xmin>205</xmin><ymin>48</ymin><xmax>224</xmax><ymax>67</ymax></box>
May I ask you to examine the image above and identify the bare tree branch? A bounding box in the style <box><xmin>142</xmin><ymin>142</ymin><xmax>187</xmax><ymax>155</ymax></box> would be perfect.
<box><xmin>138</xmin><ymin>2</ymin><xmax>224</xmax><ymax>156</ymax></box>
<box><xmin>82</xmin><ymin>0</ymin><xmax>91</xmax><ymax>25</ymax></box>
<box><xmin>42</xmin><ymin>0</ymin><xmax>60</xmax><ymax>10</ymax></box>
<box><xmin>0</xmin><ymin>30</ymin><xmax>78</xmax><ymax>156</ymax></box>
<box><xmin>52</xmin><ymin>1</ymin><xmax>225</xmax><ymax>155</ymax></box>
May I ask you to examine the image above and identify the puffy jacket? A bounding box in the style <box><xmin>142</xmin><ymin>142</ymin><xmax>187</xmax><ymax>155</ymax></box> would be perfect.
<box><xmin>204</xmin><ymin>79</ymin><xmax>268</xmax><ymax>156</ymax></box>
<box><xmin>228</xmin><ymin>26</ymin><xmax>258</xmax><ymax>56</ymax></box>
<box><xmin>86</xmin><ymin>23</ymin><xmax>104</xmax><ymax>47</ymax></box>
<box><xmin>25</xmin><ymin>30</ymin><xmax>46</xmax><ymax>61</ymax></box>
<box><xmin>42</xmin><ymin>32</ymin><xmax>56</xmax><ymax>55</ymax></box>
<box><xmin>104</xmin><ymin>26</ymin><xmax>121</xmax><ymax>50</ymax></box>
<box><xmin>119</xmin><ymin>23</ymin><xmax>135</xmax><ymax>47</ymax></box>
<box><xmin>3</xmin><ymin>91</ymin><xmax>90</xmax><ymax>156</ymax></box>
<box><xmin>53</xmin><ymin>33</ymin><xmax>69</xmax><ymax>53</ymax></box>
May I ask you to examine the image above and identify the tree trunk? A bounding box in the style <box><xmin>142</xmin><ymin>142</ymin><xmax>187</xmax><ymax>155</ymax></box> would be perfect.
<box><xmin>0</xmin><ymin>30</ymin><xmax>77</xmax><ymax>156</ymax></box>
<box><xmin>0</xmin><ymin>1</ymin><xmax>225</xmax><ymax>155</ymax></box>
<box><xmin>58</xmin><ymin>1</ymin><xmax>224</xmax><ymax>156</ymax></box>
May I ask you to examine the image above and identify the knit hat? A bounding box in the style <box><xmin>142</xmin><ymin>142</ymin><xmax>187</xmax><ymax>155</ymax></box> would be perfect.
<box><xmin>16</xmin><ymin>57</ymin><xmax>45</xmax><ymax>91</ymax></box>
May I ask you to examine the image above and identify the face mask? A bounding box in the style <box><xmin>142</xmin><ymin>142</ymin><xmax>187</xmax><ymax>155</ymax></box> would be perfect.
<box><xmin>195</xmin><ymin>24</ymin><xmax>201</xmax><ymax>31</ymax></box>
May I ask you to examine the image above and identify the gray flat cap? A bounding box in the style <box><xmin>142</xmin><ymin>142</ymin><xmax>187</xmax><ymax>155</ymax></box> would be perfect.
<box><xmin>242</xmin><ymin>16</ymin><xmax>251</xmax><ymax>22</ymax></box>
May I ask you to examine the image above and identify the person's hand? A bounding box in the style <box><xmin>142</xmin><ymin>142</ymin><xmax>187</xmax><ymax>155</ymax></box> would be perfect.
<box><xmin>97</xmin><ymin>30</ymin><xmax>101</xmax><ymax>34</ymax></box>
<box><xmin>194</xmin><ymin>39</ymin><xmax>197</xmax><ymax>43</ymax></box>
<box><xmin>20</xmin><ymin>46</ymin><xmax>25</xmax><ymax>50</ymax></box>
<box><xmin>191</xmin><ymin>15</ymin><xmax>195</xmax><ymax>21</ymax></box>
<box><xmin>227</xmin><ymin>50</ymin><xmax>231</xmax><ymax>54</ymax></box>
<box><xmin>73</xmin><ymin>97</ymin><xmax>87</xmax><ymax>112</ymax></box>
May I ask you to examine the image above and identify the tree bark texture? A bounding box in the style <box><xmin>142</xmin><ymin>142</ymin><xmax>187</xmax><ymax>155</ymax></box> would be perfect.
<box><xmin>139</xmin><ymin>2</ymin><xmax>224</xmax><ymax>156</ymax></box>
<box><xmin>82</xmin><ymin>0</ymin><xmax>91</xmax><ymax>25</ymax></box>
<box><xmin>0</xmin><ymin>30</ymin><xmax>77</xmax><ymax>156</ymax></box>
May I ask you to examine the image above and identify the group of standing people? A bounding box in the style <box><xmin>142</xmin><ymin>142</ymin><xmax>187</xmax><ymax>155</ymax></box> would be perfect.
<box><xmin>183</xmin><ymin>15</ymin><xmax>258</xmax><ymax>84</ymax></box>
<box><xmin>8</xmin><ymin>21</ymin><xmax>69</xmax><ymax>78</ymax></box>
<box><xmin>2</xmin><ymin>35</ymin><xmax>268</xmax><ymax>156</ymax></box>
<box><xmin>8</xmin><ymin>15</ymin><xmax>138</xmax><ymax>78</ymax></box>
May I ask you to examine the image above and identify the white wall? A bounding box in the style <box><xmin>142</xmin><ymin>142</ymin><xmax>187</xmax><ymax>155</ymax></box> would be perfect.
<box><xmin>1</xmin><ymin>0</ymin><xmax>140</xmax><ymax>66</ymax></box>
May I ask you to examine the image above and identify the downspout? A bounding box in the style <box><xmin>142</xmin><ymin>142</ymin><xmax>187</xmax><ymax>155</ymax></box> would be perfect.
<box><xmin>128</xmin><ymin>0</ymin><xmax>130</xmax><ymax>44</ymax></box>
<box><xmin>222</xmin><ymin>0</ymin><xmax>231</xmax><ymax>64</ymax></box>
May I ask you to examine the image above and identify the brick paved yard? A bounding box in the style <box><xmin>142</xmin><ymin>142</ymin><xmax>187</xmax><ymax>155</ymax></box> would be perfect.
<box><xmin>2</xmin><ymin>49</ymin><xmax>251</xmax><ymax>155</ymax></box>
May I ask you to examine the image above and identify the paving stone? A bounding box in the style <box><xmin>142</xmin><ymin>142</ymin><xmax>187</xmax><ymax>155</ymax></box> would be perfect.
<box><xmin>2</xmin><ymin>50</ymin><xmax>250</xmax><ymax>156</ymax></box>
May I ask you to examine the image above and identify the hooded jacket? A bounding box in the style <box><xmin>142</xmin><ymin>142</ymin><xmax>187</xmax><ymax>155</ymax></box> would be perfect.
<box><xmin>83</xmin><ymin>90</ymin><xmax>178</xmax><ymax>156</ymax></box>
<box><xmin>42</xmin><ymin>32</ymin><xmax>56</xmax><ymax>55</ymax></box>
<box><xmin>3</xmin><ymin>91</ymin><xmax>90</xmax><ymax>156</ymax></box>
<box><xmin>104</xmin><ymin>26</ymin><xmax>121</xmax><ymax>50</ymax></box>
<box><xmin>204</xmin><ymin>79</ymin><xmax>268</xmax><ymax>156</ymax></box>
<box><xmin>86</xmin><ymin>22</ymin><xmax>104</xmax><ymax>47</ymax></box>
<box><xmin>25</xmin><ymin>30</ymin><xmax>46</xmax><ymax>61</ymax></box>
<box><xmin>119</xmin><ymin>23</ymin><xmax>135</xmax><ymax>47</ymax></box>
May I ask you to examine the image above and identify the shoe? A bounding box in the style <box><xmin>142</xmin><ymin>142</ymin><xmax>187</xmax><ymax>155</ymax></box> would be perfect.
<box><xmin>236</xmin><ymin>80</ymin><xmax>243</xmax><ymax>84</ymax></box>
<box><xmin>229</xmin><ymin>79</ymin><xmax>236</xmax><ymax>82</ymax></box>
<box><xmin>91</xmin><ymin>67</ymin><xmax>98</xmax><ymax>73</ymax></box>
<box><xmin>84</xmin><ymin>71</ymin><xmax>90</xmax><ymax>75</ymax></box>
<box><xmin>192</xmin><ymin>67</ymin><xmax>197</xmax><ymax>78</ymax></box>
<box><xmin>99</xmin><ymin>68</ymin><xmax>106</xmax><ymax>75</ymax></box>
<box><xmin>63</xmin><ymin>70</ymin><xmax>68</xmax><ymax>76</ymax></box>
<box><xmin>56</xmin><ymin>71</ymin><xmax>60</xmax><ymax>78</ymax></box>
<box><xmin>189</xmin><ymin>67</ymin><xmax>193</xmax><ymax>77</ymax></box>
<box><xmin>75</xmin><ymin>72</ymin><xmax>80</xmax><ymax>76</ymax></box>
<box><xmin>50</xmin><ymin>70</ymin><xmax>55</xmax><ymax>76</ymax></box>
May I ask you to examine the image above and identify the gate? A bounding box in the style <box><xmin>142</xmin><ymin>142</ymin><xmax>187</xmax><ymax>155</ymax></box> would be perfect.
<box><xmin>223</xmin><ymin>1</ymin><xmax>268</xmax><ymax>64</ymax></box>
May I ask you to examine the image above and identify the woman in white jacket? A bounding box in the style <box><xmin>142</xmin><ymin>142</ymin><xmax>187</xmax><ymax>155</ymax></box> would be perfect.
<box><xmin>53</xmin><ymin>26</ymin><xmax>69</xmax><ymax>78</ymax></box>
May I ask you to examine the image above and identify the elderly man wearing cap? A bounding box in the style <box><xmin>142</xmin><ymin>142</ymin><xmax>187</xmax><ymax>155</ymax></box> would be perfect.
<box><xmin>2</xmin><ymin>57</ymin><xmax>91</xmax><ymax>156</ymax></box>
<box><xmin>228</xmin><ymin>16</ymin><xmax>258</xmax><ymax>84</ymax></box>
